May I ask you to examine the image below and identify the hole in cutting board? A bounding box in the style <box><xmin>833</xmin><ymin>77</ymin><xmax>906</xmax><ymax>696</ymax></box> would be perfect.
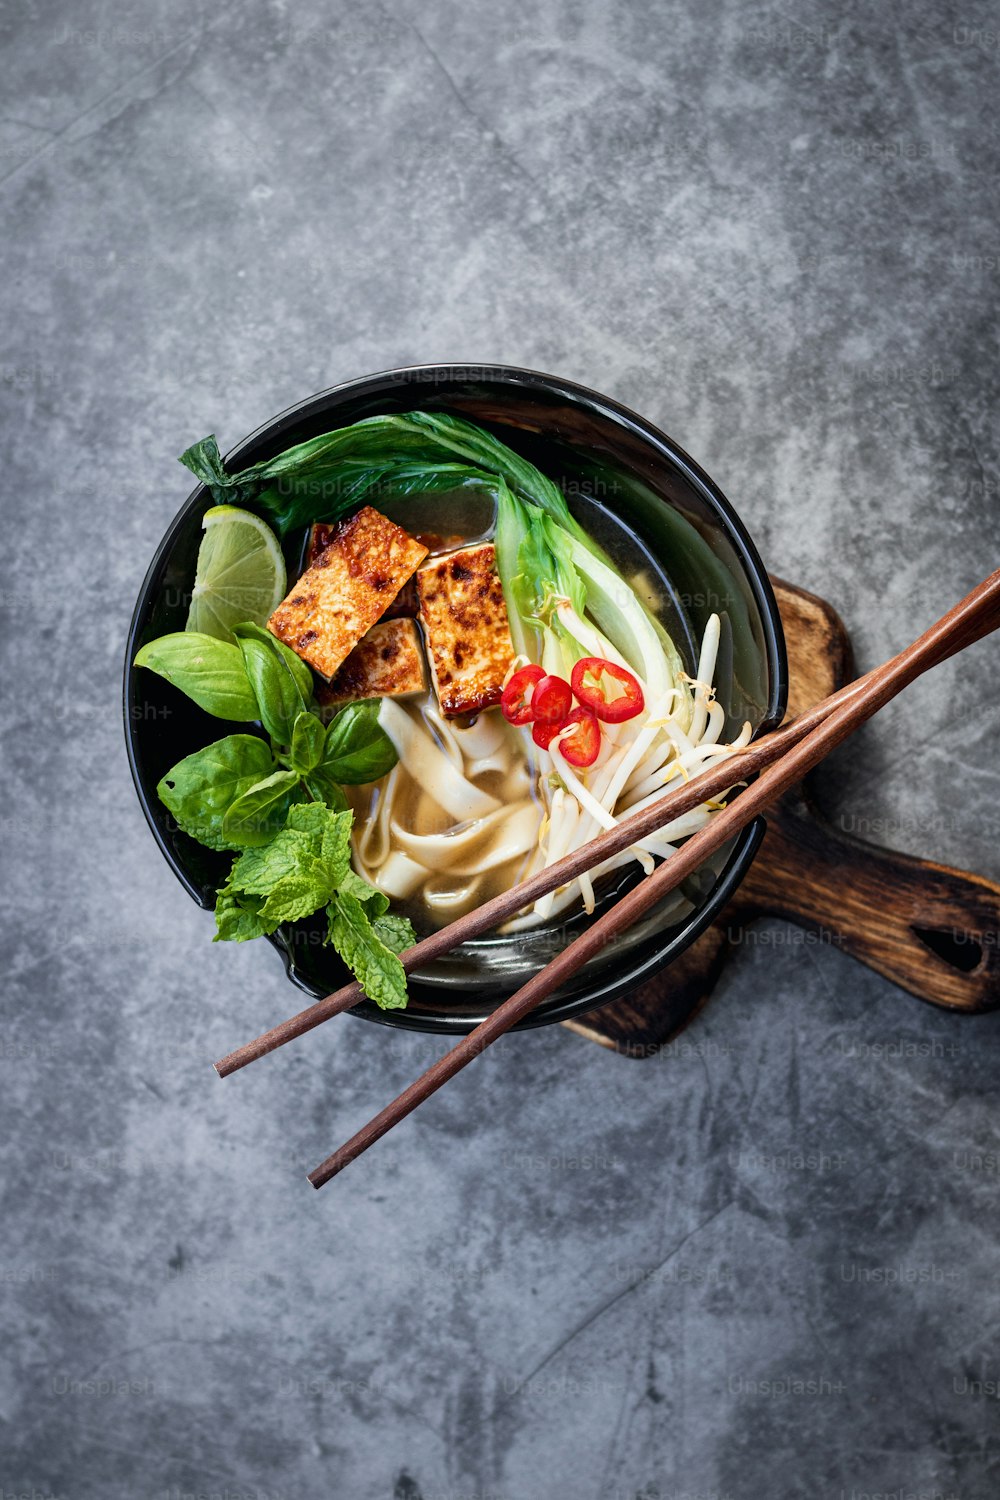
<box><xmin>911</xmin><ymin>925</ymin><xmax>982</xmax><ymax>973</ymax></box>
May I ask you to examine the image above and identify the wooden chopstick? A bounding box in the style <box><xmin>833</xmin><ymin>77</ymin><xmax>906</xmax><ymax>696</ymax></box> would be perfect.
<box><xmin>305</xmin><ymin>567</ymin><xmax>1000</xmax><ymax>1186</ymax></box>
<box><xmin>215</xmin><ymin>571</ymin><xmax>996</xmax><ymax>1082</ymax></box>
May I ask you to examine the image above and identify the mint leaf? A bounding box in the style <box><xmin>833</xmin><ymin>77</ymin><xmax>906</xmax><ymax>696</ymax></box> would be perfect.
<box><xmin>326</xmin><ymin>890</ymin><xmax>409</xmax><ymax>1010</ymax></box>
<box><xmin>285</xmin><ymin>802</ymin><xmax>353</xmax><ymax>883</ymax></box>
<box><xmin>135</xmin><ymin>632</ymin><xmax>259</xmax><ymax>721</ymax></box>
<box><xmin>289</xmin><ymin>710</ymin><xmax>326</xmax><ymax>774</ymax></box>
<box><xmin>337</xmin><ymin>868</ymin><xmax>389</xmax><ymax>919</ymax></box>
<box><xmin>157</xmin><ymin>734</ymin><xmax>275</xmax><ymax>851</ymax></box>
<box><xmin>314</xmin><ymin>807</ymin><xmax>353</xmax><ymax>881</ymax></box>
<box><xmin>227</xmin><ymin>803</ymin><xmax>353</xmax><ymax>929</ymax></box>
<box><xmin>221</xmin><ymin>769</ymin><xmax>305</xmax><ymax>847</ymax></box>
<box><xmin>214</xmin><ymin>884</ymin><xmax>267</xmax><ymax>942</ymax></box>
<box><xmin>372</xmin><ymin>912</ymin><xmax>417</xmax><ymax>956</ymax></box>
<box><xmin>286</xmin><ymin>801</ymin><xmax>347</xmax><ymax>840</ymax></box>
<box><xmin>259</xmin><ymin>873</ymin><xmax>332</xmax><ymax>930</ymax></box>
<box><xmin>230</xmin><ymin>829</ymin><xmax>320</xmax><ymax>895</ymax></box>
<box><xmin>321</xmin><ymin>700</ymin><xmax>398</xmax><ymax>784</ymax></box>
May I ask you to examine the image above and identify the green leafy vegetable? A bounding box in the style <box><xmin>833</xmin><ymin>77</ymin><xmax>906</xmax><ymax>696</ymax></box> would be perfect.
<box><xmin>231</xmin><ymin>621</ymin><xmax>314</xmax><ymax>705</ymax></box>
<box><xmin>177</xmin><ymin>409</ymin><xmax>678</xmax><ymax>678</ymax></box>
<box><xmin>226</xmin><ymin>834</ymin><xmax>326</xmax><ymax>897</ymax></box>
<box><xmin>320</xmin><ymin>700</ymin><xmax>398</xmax><ymax>784</ymax></box>
<box><xmin>214</xmin><ymin>885</ymin><xmax>267</xmax><ymax>942</ymax></box>
<box><xmin>179</xmin><ymin>412</ymin><xmax>574</xmax><ymax>540</ymax></box>
<box><xmin>494</xmin><ymin>481</ymin><xmax>685</xmax><ymax>709</ymax></box>
<box><xmin>370</xmin><ymin>912</ymin><xmax>418</xmax><ymax>957</ymax></box>
<box><xmin>304</xmin><ymin>771</ymin><xmax>350</xmax><ymax>811</ymax></box>
<box><xmin>213</xmin><ymin>802</ymin><xmax>416</xmax><ymax>1011</ymax></box>
<box><xmin>289</xmin><ymin>710</ymin><xmax>326</xmax><ymax>774</ymax></box>
<box><xmin>233</xmin><ymin>633</ymin><xmax>306</xmax><ymax>747</ymax></box>
<box><xmin>217</xmin><ymin>804</ymin><xmax>350</xmax><ymax>936</ymax></box>
<box><xmin>220</xmin><ymin>768</ymin><xmax>306</xmax><ymax>848</ymax></box>
<box><xmin>134</xmin><ymin>632</ymin><xmax>259</xmax><ymax>721</ymax></box>
<box><xmin>334</xmin><ymin>868</ymin><xmax>415</xmax><ymax>951</ymax></box>
<box><xmin>326</xmin><ymin>889</ymin><xmax>411</xmax><ymax>1011</ymax></box>
<box><xmin>157</xmin><ymin>734</ymin><xmax>276</xmax><ymax>851</ymax></box>
<box><xmin>337</xmin><ymin>867</ymin><xmax>390</xmax><ymax>916</ymax></box>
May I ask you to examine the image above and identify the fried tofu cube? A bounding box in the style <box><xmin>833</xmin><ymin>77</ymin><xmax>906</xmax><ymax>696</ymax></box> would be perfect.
<box><xmin>416</xmin><ymin>544</ymin><xmax>515</xmax><ymax>717</ymax></box>
<box><xmin>315</xmin><ymin>619</ymin><xmax>427</xmax><ymax>713</ymax></box>
<box><xmin>268</xmin><ymin>507</ymin><xmax>428</xmax><ymax>679</ymax></box>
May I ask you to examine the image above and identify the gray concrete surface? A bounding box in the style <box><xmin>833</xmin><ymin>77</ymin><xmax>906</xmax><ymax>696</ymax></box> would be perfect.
<box><xmin>2</xmin><ymin>0</ymin><xmax>999</xmax><ymax>1496</ymax></box>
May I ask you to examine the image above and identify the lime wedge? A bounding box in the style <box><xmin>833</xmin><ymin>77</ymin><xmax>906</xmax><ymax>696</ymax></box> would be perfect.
<box><xmin>185</xmin><ymin>505</ymin><xmax>287</xmax><ymax>642</ymax></box>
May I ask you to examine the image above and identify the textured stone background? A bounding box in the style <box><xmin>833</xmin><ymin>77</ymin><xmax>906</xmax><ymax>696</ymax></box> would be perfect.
<box><xmin>2</xmin><ymin>1</ymin><xmax>998</xmax><ymax>1496</ymax></box>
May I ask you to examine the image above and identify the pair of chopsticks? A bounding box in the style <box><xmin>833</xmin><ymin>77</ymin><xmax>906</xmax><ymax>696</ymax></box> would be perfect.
<box><xmin>214</xmin><ymin>568</ymin><xmax>1000</xmax><ymax>1187</ymax></box>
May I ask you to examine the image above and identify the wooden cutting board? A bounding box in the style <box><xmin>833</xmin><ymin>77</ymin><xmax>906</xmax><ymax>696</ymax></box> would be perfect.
<box><xmin>564</xmin><ymin>578</ymin><xmax>1000</xmax><ymax>1055</ymax></box>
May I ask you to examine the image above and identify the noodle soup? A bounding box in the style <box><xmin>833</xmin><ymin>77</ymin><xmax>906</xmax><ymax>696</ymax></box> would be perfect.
<box><xmin>341</xmin><ymin>487</ymin><xmax>738</xmax><ymax>960</ymax></box>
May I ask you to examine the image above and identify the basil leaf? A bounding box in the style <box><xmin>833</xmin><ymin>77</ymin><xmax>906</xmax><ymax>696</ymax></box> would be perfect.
<box><xmin>221</xmin><ymin>769</ymin><xmax>305</xmax><ymax>847</ymax></box>
<box><xmin>289</xmin><ymin>711</ymin><xmax>326</xmax><ymax>774</ymax></box>
<box><xmin>134</xmin><ymin>632</ymin><xmax>258</xmax><ymax>721</ymax></box>
<box><xmin>321</xmin><ymin>700</ymin><xmax>398</xmax><ymax>785</ymax></box>
<box><xmin>304</xmin><ymin>770</ymin><xmax>349</xmax><ymax>812</ymax></box>
<box><xmin>214</xmin><ymin>884</ymin><xmax>267</xmax><ymax>942</ymax></box>
<box><xmin>234</xmin><ymin>636</ymin><xmax>305</xmax><ymax>746</ymax></box>
<box><xmin>326</xmin><ymin>890</ymin><xmax>409</xmax><ymax>1010</ymax></box>
<box><xmin>157</xmin><ymin>734</ymin><xmax>276</xmax><ymax>851</ymax></box>
<box><xmin>232</xmin><ymin>622</ymin><xmax>314</xmax><ymax>706</ymax></box>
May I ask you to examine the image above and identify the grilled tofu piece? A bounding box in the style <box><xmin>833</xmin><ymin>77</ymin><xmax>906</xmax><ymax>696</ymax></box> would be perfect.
<box><xmin>268</xmin><ymin>506</ymin><xmax>428</xmax><ymax>679</ymax></box>
<box><xmin>315</xmin><ymin>619</ymin><xmax>427</xmax><ymax>713</ymax></box>
<box><xmin>306</xmin><ymin>524</ymin><xmax>464</xmax><ymax>619</ymax></box>
<box><xmin>308</xmin><ymin>521</ymin><xmax>418</xmax><ymax>620</ymax></box>
<box><xmin>416</xmin><ymin>544</ymin><xmax>515</xmax><ymax>717</ymax></box>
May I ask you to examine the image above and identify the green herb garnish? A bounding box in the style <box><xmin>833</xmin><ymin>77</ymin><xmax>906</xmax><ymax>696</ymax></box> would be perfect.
<box><xmin>217</xmin><ymin>803</ymin><xmax>415</xmax><ymax>1010</ymax></box>
<box><xmin>136</xmin><ymin>618</ymin><xmax>410</xmax><ymax>1008</ymax></box>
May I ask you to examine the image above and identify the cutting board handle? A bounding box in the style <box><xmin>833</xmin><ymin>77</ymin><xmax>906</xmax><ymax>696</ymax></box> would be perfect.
<box><xmin>732</xmin><ymin>797</ymin><xmax>1000</xmax><ymax>1012</ymax></box>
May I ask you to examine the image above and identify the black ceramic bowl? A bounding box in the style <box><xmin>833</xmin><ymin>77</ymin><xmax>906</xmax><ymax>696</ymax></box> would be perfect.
<box><xmin>124</xmin><ymin>365</ymin><xmax>787</xmax><ymax>1034</ymax></box>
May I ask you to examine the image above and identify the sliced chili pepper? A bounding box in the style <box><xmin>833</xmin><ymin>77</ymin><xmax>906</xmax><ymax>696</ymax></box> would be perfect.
<box><xmin>500</xmin><ymin>663</ymin><xmax>544</xmax><ymax>725</ymax></box>
<box><xmin>531</xmin><ymin>719</ymin><xmax>564</xmax><ymax>750</ymax></box>
<box><xmin>570</xmin><ymin>656</ymin><xmax>645</xmax><ymax>723</ymax></box>
<box><xmin>530</xmin><ymin>673</ymin><xmax>573</xmax><ymax>725</ymax></box>
<box><xmin>557</xmin><ymin>706</ymin><xmax>601</xmax><ymax>768</ymax></box>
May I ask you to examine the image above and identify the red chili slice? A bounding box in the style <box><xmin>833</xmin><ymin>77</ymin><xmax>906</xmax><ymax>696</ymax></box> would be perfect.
<box><xmin>501</xmin><ymin>664</ymin><xmax>544</xmax><ymax>725</ymax></box>
<box><xmin>531</xmin><ymin>719</ymin><xmax>564</xmax><ymax>750</ymax></box>
<box><xmin>570</xmin><ymin>656</ymin><xmax>645</xmax><ymax>723</ymax></box>
<box><xmin>557</xmin><ymin>706</ymin><xmax>601</xmax><ymax>768</ymax></box>
<box><xmin>530</xmin><ymin>673</ymin><xmax>573</xmax><ymax>725</ymax></box>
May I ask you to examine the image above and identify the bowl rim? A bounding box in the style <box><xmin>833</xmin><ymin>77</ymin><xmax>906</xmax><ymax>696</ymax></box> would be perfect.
<box><xmin>123</xmin><ymin>362</ymin><xmax>788</xmax><ymax>1033</ymax></box>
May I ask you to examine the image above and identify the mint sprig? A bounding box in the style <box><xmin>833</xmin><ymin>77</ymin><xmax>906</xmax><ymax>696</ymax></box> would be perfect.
<box><xmin>214</xmin><ymin>803</ymin><xmax>416</xmax><ymax>1010</ymax></box>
